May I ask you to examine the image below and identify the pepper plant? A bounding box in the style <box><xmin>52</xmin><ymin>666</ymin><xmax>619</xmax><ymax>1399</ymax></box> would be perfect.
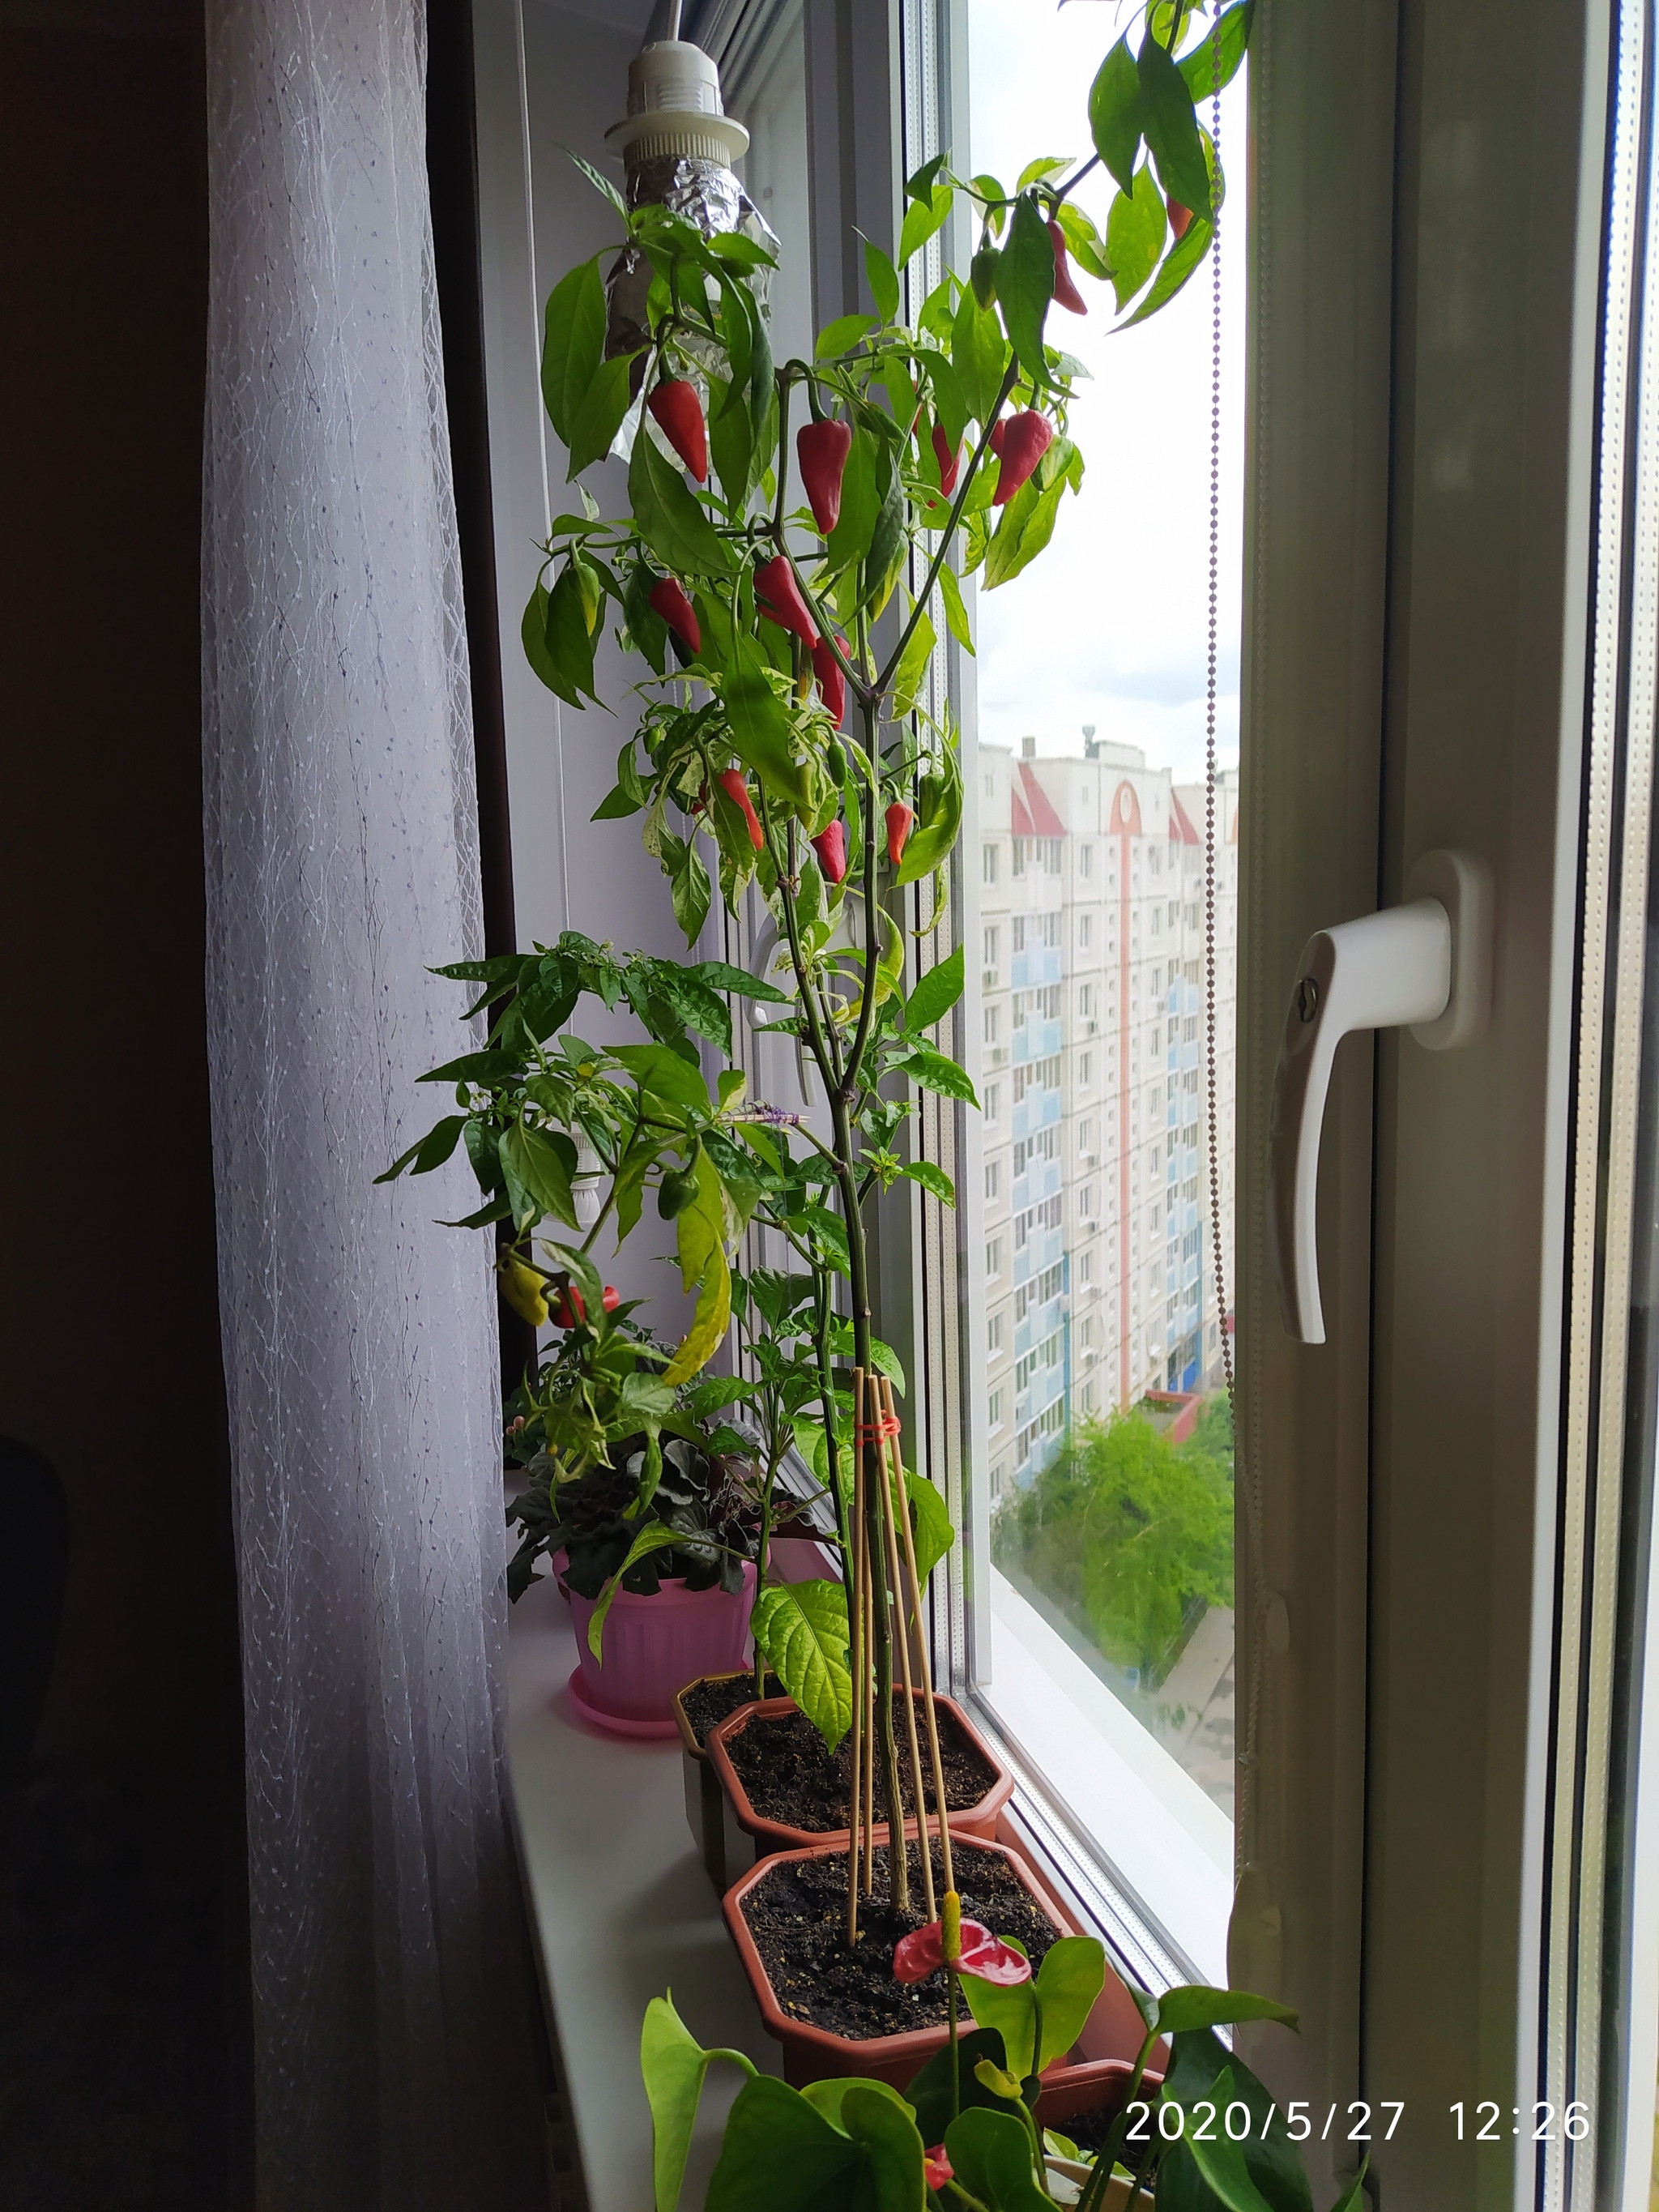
<box><xmin>384</xmin><ymin>0</ymin><xmax>1254</xmax><ymax>1901</ymax></box>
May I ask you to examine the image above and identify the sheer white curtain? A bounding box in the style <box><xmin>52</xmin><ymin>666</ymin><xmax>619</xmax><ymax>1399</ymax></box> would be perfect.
<box><xmin>201</xmin><ymin>2</ymin><xmax>542</xmax><ymax>2204</ymax></box>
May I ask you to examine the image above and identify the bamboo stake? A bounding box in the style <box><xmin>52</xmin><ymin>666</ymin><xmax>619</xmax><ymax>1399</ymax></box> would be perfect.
<box><xmin>862</xmin><ymin>1569</ymin><xmax>876</xmax><ymax>1894</ymax></box>
<box><xmin>872</xmin><ymin>1373</ymin><xmax>935</xmax><ymax>1922</ymax></box>
<box><xmin>846</xmin><ymin>1369</ymin><xmax>866</xmax><ymax>1944</ymax></box>
<box><xmin>882</xmin><ymin>1375</ymin><xmax>953</xmax><ymax>1898</ymax></box>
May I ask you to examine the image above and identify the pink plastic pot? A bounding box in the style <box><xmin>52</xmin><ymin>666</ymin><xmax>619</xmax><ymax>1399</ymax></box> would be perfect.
<box><xmin>564</xmin><ymin>1561</ymin><xmax>757</xmax><ymax>1738</ymax></box>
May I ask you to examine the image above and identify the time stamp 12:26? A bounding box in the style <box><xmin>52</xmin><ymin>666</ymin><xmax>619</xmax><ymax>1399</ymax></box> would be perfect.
<box><xmin>1120</xmin><ymin>2103</ymin><xmax>1593</xmax><ymax>2149</ymax></box>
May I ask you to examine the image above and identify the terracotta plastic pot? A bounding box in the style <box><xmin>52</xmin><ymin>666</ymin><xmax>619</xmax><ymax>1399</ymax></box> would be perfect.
<box><xmin>705</xmin><ymin>1690</ymin><xmax>1014</xmax><ymax>1884</ymax></box>
<box><xmin>723</xmin><ymin>1835</ymin><xmax>1081</xmax><ymax>2090</ymax></box>
<box><xmin>1034</xmin><ymin>2055</ymin><xmax>1163</xmax><ymax>2134</ymax></box>
<box><xmin>672</xmin><ymin>1670</ymin><xmax>793</xmax><ymax>1888</ymax></box>
<box><xmin>564</xmin><ymin>1561</ymin><xmax>756</xmax><ymax>1738</ymax></box>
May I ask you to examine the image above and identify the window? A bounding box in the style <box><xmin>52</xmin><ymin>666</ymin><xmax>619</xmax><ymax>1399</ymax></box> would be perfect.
<box><xmin>983</xmin><ymin>843</ymin><xmax>999</xmax><ymax>885</ymax></box>
<box><xmin>985</xmin><ymin>1160</ymin><xmax>1000</xmax><ymax>1202</ymax></box>
<box><xmin>988</xmin><ymin>1311</ymin><xmax>1004</xmax><ymax>1355</ymax></box>
<box><xmin>983</xmin><ymin>1082</ymin><xmax>1001</xmax><ymax>1126</ymax></box>
<box><xmin>953</xmin><ymin>0</ymin><xmax>1244</xmax><ymax>1990</ymax></box>
<box><xmin>983</xmin><ymin>924</ymin><xmax>1000</xmax><ymax>969</ymax></box>
<box><xmin>983</xmin><ymin>1005</ymin><xmax>1000</xmax><ymax>1046</ymax></box>
<box><xmin>985</xmin><ymin>1238</ymin><xmax>1003</xmax><ymax>1279</ymax></box>
<box><xmin>988</xmin><ymin>1387</ymin><xmax>1004</xmax><ymax>1432</ymax></box>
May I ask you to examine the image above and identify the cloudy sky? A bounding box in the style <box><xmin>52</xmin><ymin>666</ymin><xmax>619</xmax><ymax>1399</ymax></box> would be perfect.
<box><xmin>964</xmin><ymin>0</ymin><xmax>1245</xmax><ymax>782</ymax></box>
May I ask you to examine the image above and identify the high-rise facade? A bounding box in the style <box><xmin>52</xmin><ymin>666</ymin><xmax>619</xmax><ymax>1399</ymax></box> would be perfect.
<box><xmin>979</xmin><ymin>737</ymin><xmax>1239</xmax><ymax>1497</ymax></box>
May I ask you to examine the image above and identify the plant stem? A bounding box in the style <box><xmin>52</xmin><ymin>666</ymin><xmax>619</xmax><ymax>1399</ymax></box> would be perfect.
<box><xmin>875</xmin><ymin>357</ymin><xmax>1021</xmax><ymax>697</ymax></box>
<box><xmin>813</xmin><ymin>1271</ymin><xmax>850</xmax><ymax>1565</ymax></box>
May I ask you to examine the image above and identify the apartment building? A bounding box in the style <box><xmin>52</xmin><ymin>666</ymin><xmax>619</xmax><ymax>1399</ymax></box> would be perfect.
<box><xmin>979</xmin><ymin>735</ymin><xmax>1239</xmax><ymax>1497</ymax></box>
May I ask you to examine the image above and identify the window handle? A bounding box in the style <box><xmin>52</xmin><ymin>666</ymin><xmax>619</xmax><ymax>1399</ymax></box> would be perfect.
<box><xmin>1268</xmin><ymin>849</ymin><xmax>1492</xmax><ymax>1344</ymax></box>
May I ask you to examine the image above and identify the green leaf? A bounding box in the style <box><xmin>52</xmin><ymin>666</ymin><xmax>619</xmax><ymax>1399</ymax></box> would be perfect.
<box><xmin>1328</xmin><ymin>2161</ymin><xmax>1371</xmax><ymax>2212</ymax></box>
<box><xmin>1179</xmin><ymin>0</ymin><xmax>1254</xmax><ymax>100</ymax></box>
<box><xmin>701</xmin><ymin>601</ymin><xmax>813</xmax><ymax>811</ymax></box>
<box><xmin>709</xmin><ymin>377</ymin><xmax>754</xmax><ymax>509</ymax></box>
<box><xmin>941</xmin><ymin>2106</ymin><xmax>1050</xmax><ymax>2212</ymax></box>
<box><xmin>651</xmin><ymin>965</ymin><xmax>732</xmax><ymax>1053</ymax></box>
<box><xmin>815</xmin><ymin>311</ymin><xmax>876</xmax><ymax>361</ymax></box>
<box><xmin>665</xmin><ymin>1151</ymin><xmax>732</xmax><ymax>1386</ymax></box>
<box><xmin>671</xmin><ymin>839</ymin><xmax>713</xmax><ymax>943</ymax></box>
<box><xmin>793</xmin><ymin>1203</ymin><xmax>851</xmax><ymax>1272</ymax></box>
<box><xmin>864</xmin><ymin>239</ymin><xmax>901</xmax><ymax>325</ymax></box>
<box><xmin>898</xmin><ymin>186</ymin><xmax>952</xmax><ymax>268</ymax></box>
<box><xmin>1182</xmin><ymin>2068</ymin><xmax>1280</xmax><ymax>2212</ymax></box>
<box><xmin>629</xmin><ymin>430</ymin><xmax>734</xmax><ymax>578</ymax></box>
<box><xmin>1030</xmin><ymin>1938</ymin><xmax>1106</xmax><ymax>2073</ymax></box>
<box><xmin>566</xmin><ymin>147</ymin><xmax>628</xmax><ymax>217</ymax></box>
<box><xmin>522</xmin><ymin>580</ymin><xmax>573</xmax><ymax>702</ymax></box>
<box><xmin>622</xmin><ymin>563</ymin><xmax>669</xmax><ymax>674</ymax></box>
<box><xmin>982</xmin><ymin>468</ymin><xmax>1068</xmax><ymax>593</ymax></box>
<box><xmin>640</xmin><ymin>1994</ymin><xmax>757</xmax><ymax>2212</ymax></box>
<box><xmin>906</xmin><ymin>942</ymin><xmax>965</xmax><ymax>1033</ymax></box>
<box><xmin>751</xmin><ymin>1580</ymin><xmax>852</xmax><ymax>1751</ymax></box>
<box><xmin>706</xmin><ymin>2074</ymin><xmax>923</xmax><ymax>2212</ymax></box>
<box><xmin>958</xmin><ymin>1967</ymin><xmax>1037</xmax><ymax>2079</ymax></box>
<box><xmin>863</xmin><ymin>444</ymin><xmax>907</xmax><ymax>614</ymax></box>
<box><xmin>905</xmin><ymin>1471</ymin><xmax>955</xmax><ymax>1585</ymax></box>
<box><xmin>1106</xmin><ymin>164</ymin><xmax>1169</xmax><ymax>311</ymax></box>
<box><xmin>565</xmin><ymin>351</ymin><xmax>635</xmax><ymax>478</ymax></box>
<box><xmin>1151</xmin><ymin>1987</ymin><xmax>1299</xmax><ymax>2036</ymax></box>
<box><xmin>1120</xmin><ymin>206</ymin><xmax>1213</xmax><ymax>328</ymax></box>
<box><xmin>1139</xmin><ymin>26</ymin><xmax>1212</xmax><ymax>220</ymax></box>
<box><xmin>937</xmin><ymin>561</ymin><xmax>975</xmax><ymax>656</ymax></box>
<box><xmin>823</xmin><ymin>432</ymin><xmax>881</xmax><ymax>578</ymax></box>
<box><xmin>1162</xmin><ymin>2029</ymin><xmax>1313</xmax><ymax>2212</ymax></box>
<box><xmin>1088</xmin><ymin>36</ymin><xmax>1143</xmax><ymax>196</ymax></box>
<box><xmin>612</xmin><ymin>1043</ymin><xmax>713</xmax><ymax>1114</ymax></box>
<box><xmin>903</xmin><ymin>2030</ymin><xmax>1020</xmax><ymax>2151</ymax></box>
<box><xmin>540</xmin><ymin>258</ymin><xmax>604</xmax><ymax>448</ymax></box>
<box><xmin>800</xmin><ymin>2077</ymin><xmax>914</xmax><ymax>2130</ymax></box>
<box><xmin>586</xmin><ymin>1521</ymin><xmax>686</xmax><ymax>1658</ymax></box>
<box><xmin>499</xmin><ymin>1122</ymin><xmax>578</xmax><ymax>1230</ymax></box>
<box><xmin>901</xmin><ymin>1159</ymin><xmax>955</xmax><ymax>1209</ymax></box>
<box><xmin>892</xmin><ymin>762</ymin><xmax>962</xmax><ymax>890</ymax></box>
<box><xmin>375</xmin><ymin>1114</ymin><xmax>467</xmax><ymax>1183</ymax></box>
<box><xmin>918</xmin><ymin>351</ymin><xmax>970</xmax><ymax>455</ymax></box>
<box><xmin>1056</xmin><ymin>202</ymin><xmax>1111</xmax><ymax>281</ymax></box>
<box><xmin>1016</xmin><ymin>155</ymin><xmax>1070</xmax><ymax>191</ymax></box>
<box><xmin>950</xmin><ymin>290</ymin><xmax>1009</xmax><ymax>429</ymax></box>
<box><xmin>692</xmin><ymin>959</ymin><xmax>791</xmax><ymax>1004</ymax></box>
<box><xmin>996</xmin><ymin>194</ymin><xmax>1055</xmax><ymax>387</ymax></box>
<box><xmin>890</xmin><ymin>608</ymin><xmax>936</xmax><ymax>720</ymax></box>
<box><xmin>901</xmin><ymin>1043</ymin><xmax>979</xmax><ymax>1107</ymax></box>
<box><xmin>544</xmin><ymin>562</ymin><xmax>599</xmax><ymax>703</ymax></box>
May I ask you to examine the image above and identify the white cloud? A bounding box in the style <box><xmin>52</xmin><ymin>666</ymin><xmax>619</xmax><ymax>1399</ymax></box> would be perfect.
<box><xmin>963</xmin><ymin>0</ymin><xmax>1246</xmax><ymax>784</ymax></box>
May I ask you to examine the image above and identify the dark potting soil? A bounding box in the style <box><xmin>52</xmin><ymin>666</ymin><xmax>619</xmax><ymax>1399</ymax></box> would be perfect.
<box><xmin>739</xmin><ymin>1839</ymin><xmax>1061</xmax><ymax>2041</ymax></box>
<box><xmin>678</xmin><ymin>1672</ymin><xmax>783</xmax><ymax>1752</ymax></box>
<box><xmin>723</xmin><ymin>1697</ymin><xmax>998</xmax><ymax>1831</ymax></box>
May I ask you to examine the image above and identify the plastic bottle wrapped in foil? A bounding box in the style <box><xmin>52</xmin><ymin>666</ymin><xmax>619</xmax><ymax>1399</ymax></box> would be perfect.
<box><xmin>603</xmin><ymin>35</ymin><xmax>778</xmax><ymax>374</ymax></box>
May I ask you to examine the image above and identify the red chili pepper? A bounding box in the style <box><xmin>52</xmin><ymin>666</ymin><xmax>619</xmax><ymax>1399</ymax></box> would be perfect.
<box><xmin>931</xmin><ymin>423</ymin><xmax>960</xmax><ymax>498</ymax></box>
<box><xmin>1168</xmin><ymin>198</ymin><xmax>1194</xmax><ymax>242</ymax></box>
<box><xmin>885</xmin><ymin>802</ymin><xmax>914</xmax><ymax>866</ymax></box>
<box><xmin>647</xmin><ymin>378</ymin><xmax>708</xmax><ymax>482</ymax></box>
<box><xmin>810</xmin><ymin>819</ymin><xmax>847</xmax><ymax>884</ymax></box>
<box><xmin>648</xmin><ymin>575</ymin><xmax>701</xmax><ymax>655</ymax></box>
<box><xmin>754</xmin><ymin>555</ymin><xmax>820</xmax><ymax>648</ymax></box>
<box><xmin>1047</xmin><ymin>220</ymin><xmax>1088</xmax><ymax>315</ymax></box>
<box><xmin>811</xmin><ymin>634</ymin><xmax>847</xmax><ymax>726</ymax></box>
<box><xmin>550</xmin><ymin>1284</ymin><xmax>621</xmax><ymax>1329</ymax></box>
<box><xmin>797</xmin><ymin>418</ymin><xmax>853</xmax><ymax>536</ymax></box>
<box><xmin>992</xmin><ymin>410</ymin><xmax>1053</xmax><ymax>506</ymax></box>
<box><xmin>715</xmin><ymin>767</ymin><xmax>765</xmax><ymax>852</ymax></box>
<box><xmin>987</xmin><ymin>416</ymin><xmax>1007</xmax><ymax>458</ymax></box>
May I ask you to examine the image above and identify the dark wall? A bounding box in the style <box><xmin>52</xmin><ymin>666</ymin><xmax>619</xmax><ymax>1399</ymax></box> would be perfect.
<box><xmin>0</xmin><ymin>19</ymin><xmax>249</xmax><ymax>2205</ymax></box>
<box><xmin>1</xmin><ymin>22</ymin><xmax>232</xmax><ymax>1774</ymax></box>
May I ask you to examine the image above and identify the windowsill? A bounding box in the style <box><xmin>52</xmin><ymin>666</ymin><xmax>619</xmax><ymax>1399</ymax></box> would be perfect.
<box><xmin>505</xmin><ymin>1586</ymin><xmax>781</xmax><ymax>2212</ymax></box>
<box><xmin>975</xmin><ymin>1569</ymin><xmax>1232</xmax><ymax>1987</ymax></box>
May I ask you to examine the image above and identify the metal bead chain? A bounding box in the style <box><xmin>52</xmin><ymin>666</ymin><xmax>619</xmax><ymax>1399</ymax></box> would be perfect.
<box><xmin>1205</xmin><ymin>33</ymin><xmax>1233</xmax><ymax>1411</ymax></box>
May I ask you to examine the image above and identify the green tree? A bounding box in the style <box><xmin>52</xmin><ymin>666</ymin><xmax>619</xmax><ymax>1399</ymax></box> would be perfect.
<box><xmin>995</xmin><ymin>1403</ymin><xmax>1233</xmax><ymax>1684</ymax></box>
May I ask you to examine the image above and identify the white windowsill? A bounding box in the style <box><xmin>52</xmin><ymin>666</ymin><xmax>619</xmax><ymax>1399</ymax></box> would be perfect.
<box><xmin>505</xmin><ymin>1585</ymin><xmax>781</xmax><ymax>2212</ymax></box>
<box><xmin>977</xmin><ymin>1569</ymin><xmax>1232</xmax><ymax>1986</ymax></box>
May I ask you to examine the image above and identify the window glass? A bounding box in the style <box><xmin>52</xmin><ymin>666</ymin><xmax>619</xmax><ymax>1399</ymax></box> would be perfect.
<box><xmin>962</xmin><ymin>0</ymin><xmax>1246</xmax><ymax>1972</ymax></box>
